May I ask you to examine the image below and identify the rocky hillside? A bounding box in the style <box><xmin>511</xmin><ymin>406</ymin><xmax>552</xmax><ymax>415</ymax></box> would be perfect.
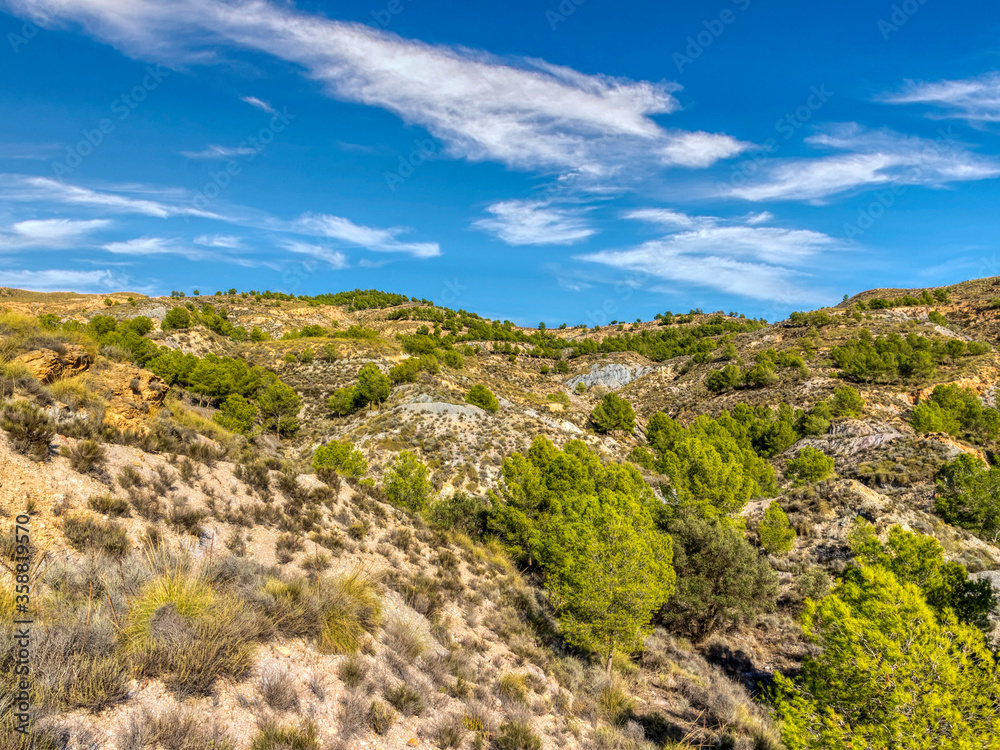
<box><xmin>2</xmin><ymin>280</ymin><xmax>1000</xmax><ymax>750</ymax></box>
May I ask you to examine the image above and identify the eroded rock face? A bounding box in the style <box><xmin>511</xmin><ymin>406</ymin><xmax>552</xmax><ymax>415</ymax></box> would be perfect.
<box><xmin>566</xmin><ymin>363</ymin><xmax>656</xmax><ymax>391</ymax></box>
<box><xmin>16</xmin><ymin>345</ymin><xmax>92</xmax><ymax>382</ymax></box>
<box><xmin>92</xmin><ymin>365</ymin><xmax>169</xmax><ymax>432</ymax></box>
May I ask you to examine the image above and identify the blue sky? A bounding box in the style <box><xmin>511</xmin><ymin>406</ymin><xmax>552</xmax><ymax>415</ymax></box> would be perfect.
<box><xmin>1</xmin><ymin>0</ymin><xmax>999</xmax><ymax>325</ymax></box>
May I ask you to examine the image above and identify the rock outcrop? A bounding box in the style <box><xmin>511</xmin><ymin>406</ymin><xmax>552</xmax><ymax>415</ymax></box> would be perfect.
<box><xmin>16</xmin><ymin>345</ymin><xmax>92</xmax><ymax>382</ymax></box>
<box><xmin>566</xmin><ymin>362</ymin><xmax>656</xmax><ymax>391</ymax></box>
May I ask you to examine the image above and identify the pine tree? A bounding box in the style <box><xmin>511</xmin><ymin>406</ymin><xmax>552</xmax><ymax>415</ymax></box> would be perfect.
<box><xmin>357</xmin><ymin>364</ymin><xmax>390</xmax><ymax>408</ymax></box>
<box><xmin>257</xmin><ymin>379</ymin><xmax>301</xmax><ymax>437</ymax></box>
<box><xmin>383</xmin><ymin>451</ymin><xmax>432</xmax><ymax>511</ymax></box>
<box><xmin>759</xmin><ymin>501</ymin><xmax>796</xmax><ymax>556</ymax></box>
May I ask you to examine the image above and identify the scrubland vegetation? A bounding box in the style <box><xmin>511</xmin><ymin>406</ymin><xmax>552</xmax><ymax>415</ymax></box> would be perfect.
<box><xmin>2</xmin><ymin>282</ymin><xmax>1000</xmax><ymax>749</ymax></box>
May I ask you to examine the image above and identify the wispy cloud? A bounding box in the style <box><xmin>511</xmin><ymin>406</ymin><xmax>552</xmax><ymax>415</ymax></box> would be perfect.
<box><xmin>578</xmin><ymin>211</ymin><xmax>836</xmax><ymax>302</ymax></box>
<box><xmin>883</xmin><ymin>73</ymin><xmax>1000</xmax><ymax>123</ymax></box>
<box><xmin>241</xmin><ymin>95</ymin><xmax>276</xmax><ymax>115</ymax></box>
<box><xmin>0</xmin><ymin>174</ymin><xmax>220</xmax><ymax>218</ymax></box>
<box><xmin>103</xmin><ymin>236</ymin><xmax>207</xmax><ymax>260</ymax></box>
<box><xmin>194</xmin><ymin>234</ymin><xmax>243</xmax><ymax>248</ymax></box>
<box><xmin>293</xmin><ymin>213</ymin><xmax>441</xmax><ymax>258</ymax></box>
<box><xmin>181</xmin><ymin>144</ymin><xmax>259</xmax><ymax>159</ymax></box>
<box><xmin>283</xmin><ymin>240</ymin><xmax>349</xmax><ymax>269</ymax></box>
<box><xmin>474</xmin><ymin>200</ymin><xmax>596</xmax><ymax>246</ymax></box>
<box><xmin>719</xmin><ymin>124</ymin><xmax>1000</xmax><ymax>203</ymax></box>
<box><xmin>0</xmin><ymin>267</ymin><xmax>131</xmax><ymax>292</ymax></box>
<box><xmin>1</xmin><ymin>0</ymin><xmax>748</xmax><ymax>177</ymax></box>
<box><xmin>0</xmin><ymin>218</ymin><xmax>111</xmax><ymax>250</ymax></box>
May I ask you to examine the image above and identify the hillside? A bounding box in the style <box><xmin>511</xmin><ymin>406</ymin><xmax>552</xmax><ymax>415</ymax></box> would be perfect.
<box><xmin>2</xmin><ymin>279</ymin><xmax>1000</xmax><ymax>750</ymax></box>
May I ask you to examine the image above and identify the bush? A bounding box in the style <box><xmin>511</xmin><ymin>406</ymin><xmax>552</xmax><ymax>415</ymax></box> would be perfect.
<box><xmin>327</xmin><ymin>386</ymin><xmax>360</xmax><ymax>416</ymax></box>
<box><xmin>910</xmin><ymin>384</ymin><xmax>1000</xmax><ymax>441</ymax></box>
<box><xmin>383</xmin><ymin>451</ymin><xmax>432</xmax><ymax>511</ymax></box>
<box><xmin>357</xmin><ymin>363</ymin><xmax>390</xmax><ymax>407</ymax></box>
<box><xmin>367</xmin><ymin>700</ymin><xmax>396</xmax><ymax>735</ymax></box>
<box><xmin>707</xmin><ymin>364</ymin><xmax>742</xmax><ymax>393</ymax></box>
<box><xmin>759</xmin><ymin>501</ymin><xmax>796</xmax><ymax>556</ymax></box>
<box><xmin>574</xmin><ymin>382</ymin><xmax>586</xmax><ymax>394</ymax></box>
<box><xmin>785</xmin><ymin>447</ymin><xmax>835</xmax><ymax>485</ymax></box>
<box><xmin>385</xmin><ymin>683</ymin><xmax>424</xmax><ymax>716</ymax></box>
<box><xmin>935</xmin><ymin>454</ymin><xmax>1000</xmax><ymax>540</ymax></box>
<box><xmin>495</xmin><ymin>721</ymin><xmax>542</xmax><ymax>750</ymax></box>
<box><xmin>312</xmin><ymin>440</ymin><xmax>367</xmax><ymax>479</ymax></box>
<box><xmin>830</xmin><ymin>386</ymin><xmax>865</xmax><ymax>417</ymax></box>
<box><xmin>213</xmin><ymin>394</ymin><xmax>258</xmax><ymax>435</ymax></box>
<box><xmin>125</xmin><ymin>569</ymin><xmax>259</xmax><ymax>697</ymax></box>
<box><xmin>1</xmin><ymin>400</ymin><xmax>55</xmax><ymax>460</ymax></box>
<box><xmin>427</xmin><ymin>492</ymin><xmax>489</xmax><ymax>536</ymax></box>
<box><xmin>161</xmin><ymin>307</ymin><xmax>191</xmax><ymax>331</ymax></box>
<box><xmin>661</xmin><ymin>512</ymin><xmax>778</xmax><ymax>639</ymax></box>
<box><xmin>555</xmin><ymin>360</ymin><xmax>570</xmax><ymax>374</ymax></box>
<box><xmin>62</xmin><ymin>515</ymin><xmax>130</xmax><ymax>557</ymax></box>
<box><xmin>88</xmin><ymin>495</ymin><xmax>130</xmax><ymax>517</ymax></box>
<box><xmin>466</xmin><ymin>384</ymin><xmax>499</xmax><ymax>414</ymax></box>
<box><xmin>590</xmin><ymin>393</ymin><xmax>636</xmax><ymax>433</ymax></box>
<box><xmin>250</xmin><ymin>721</ymin><xmax>320</xmax><ymax>750</ymax></box>
<box><xmin>61</xmin><ymin>439</ymin><xmax>106</xmax><ymax>474</ymax></box>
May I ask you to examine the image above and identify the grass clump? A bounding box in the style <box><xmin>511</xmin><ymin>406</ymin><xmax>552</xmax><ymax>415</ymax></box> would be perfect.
<box><xmin>385</xmin><ymin>682</ymin><xmax>424</xmax><ymax>716</ymax></box>
<box><xmin>367</xmin><ymin>700</ymin><xmax>396</xmax><ymax>735</ymax></box>
<box><xmin>498</xmin><ymin>672</ymin><xmax>530</xmax><ymax>705</ymax></box>
<box><xmin>61</xmin><ymin>439</ymin><xmax>106</xmax><ymax>474</ymax></box>
<box><xmin>250</xmin><ymin>721</ymin><xmax>320</xmax><ymax>750</ymax></box>
<box><xmin>88</xmin><ymin>495</ymin><xmax>130</xmax><ymax>517</ymax></box>
<box><xmin>63</xmin><ymin>514</ymin><xmax>130</xmax><ymax>557</ymax></box>
<box><xmin>1</xmin><ymin>400</ymin><xmax>55</xmax><ymax>460</ymax></box>
<box><xmin>123</xmin><ymin>567</ymin><xmax>259</xmax><ymax>696</ymax></box>
<box><xmin>495</xmin><ymin>720</ymin><xmax>542</xmax><ymax>750</ymax></box>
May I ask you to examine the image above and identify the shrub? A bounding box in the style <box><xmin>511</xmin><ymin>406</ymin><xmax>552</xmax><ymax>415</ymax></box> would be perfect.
<box><xmin>118</xmin><ymin>465</ymin><xmax>144</xmax><ymax>489</ymax></box>
<box><xmin>61</xmin><ymin>439</ymin><xmax>106</xmax><ymax>474</ymax></box>
<box><xmin>383</xmin><ymin>451</ymin><xmax>432</xmax><ymax>511</ymax></box>
<box><xmin>661</xmin><ymin>512</ymin><xmax>778</xmax><ymax>639</ymax></box>
<box><xmin>1</xmin><ymin>400</ymin><xmax>55</xmax><ymax>460</ymax></box>
<box><xmin>935</xmin><ymin>454</ymin><xmax>1000</xmax><ymax>541</ymax></box>
<box><xmin>427</xmin><ymin>492</ymin><xmax>489</xmax><ymax>536</ymax></box>
<box><xmin>213</xmin><ymin>394</ymin><xmax>258</xmax><ymax>435</ymax></box>
<box><xmin>785</xmin><ymin>447</ymin><xmax>835</xmax><ymax>485</ymax></box>
<box><xmin>495</xmin><ymin>721</ymin><xmax>542</xmax><ymax>750</ymax></box>
<box><xmin>276</xmin><ymin>533</ymin><xmax>304</xmax><ymax>564</ymax></box>
<box><xmin>161</xmin><ymin>307</ymin><xmax>191</xmax><ymax>331</ymax></box>
<box><xmin>910</xmin><ymin>384</ymin><xmax>1000</xmax><ymax>441</ymax></box>
<box><xmin>250</xmin><ymin>721</ymin><xmax>320</xmax><ymax>750</ymax></box>
<box><xmin>574</xmin><ymin>382</ymin><xmax>586</xmax><ymax>394</ymax></box>
<box><xmin>589</xmin><ymin>393</ymin><xmax>636</xmax><ymax>433</ymax></box>
<box><xmin>441</xmin><ymin>350</ymin><xmax>464</xmax><ymax>369</ymax></box>
<box><xmin>597</xmin><ymin>679</ymin><xmax>635</xmax><ymax>725</ymax></box>
<box><xmin>88</xmin><ymin>495</ymin><xmax>130</xmax><ymax>517</ymax></box>
<box><xmin>555</xmin><ymin>360</ymin><xmax>570</xmax><ymax>374</ymax></box>
<box><xmin>338</xmin><ymin>654</ymin><xmax>368</xmax><ymax>688</ymax></box>
<box><xmin>327</xmin><ymin>386</ymin><xmax>361</xmax><ymax>416</ymax></box>
<box><xmin>830</xmin><ymin>386</ymin><xmax>865</xmax><ymax>417</ymax></box>
<box><xmin>125</xmin><ymin>569</ymin><xmax>258</xmax><ymax>697</ymax></box>
<box><xmin>707</xmin><ymin>365</ymin><xmax>742</xmax><ymax>393</ymax></box>
<box><xmin>62</xmin><ymin>515</ymin><xmax>130</xmax><ymax>557</ymax></box>
<box><xmin>385</xmin><ymin>683</ymin><xmax>424</xmax><ymax>716</ymax></box>
<box><xmin>498</xmin><ymin>673</ymin><xmax>529</xmax><ymax>705</ymax></box>
<box><xmin>312</xmin><ymin>440</ymin><xmax>367</xmax><ymax>479</ymax></box>
<box><xmin>367</xmin><ymin>700</ymin><xmax>396</xmax><ymax>735</ymax></box>
<box><xmin>759</xmin><ymin>501</ymin><xmax>796</xmax><ymax>556</ymax></box>
<box><xmin>357</xmin><ymin>363</ymin><xmax>390</xmax><ymax>407</ymax></box>
<box><xmin>465</xmin><ymin>384</ymin><xmax>499</xmax><ymax>414</ymax></box>
<box><xmin>259</xmin><ymin>665</ymin><xmax>300</xmax><ymax>712</ymax></box>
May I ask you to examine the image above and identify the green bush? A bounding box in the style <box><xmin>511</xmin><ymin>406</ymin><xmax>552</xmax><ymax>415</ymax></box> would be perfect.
<box><xmin>441</xmin><ymin>350</ymin><xmax>464</xmax><ymax>369</ymax></box>
<box><xmin>383</xmin><ymin>451</ymin><xmax>432</xmax><ymax>511</ymax></box>
<box><xmin>935</xmin><ymin>454</ymin><xmax>1000</xmax><ymax>541</ymax></box>
<box><xmin>495</xmin><ymin>721</ymin><xmax>542</xmax><ymax>750</ymax></box>
<box><xmin>661</xmin><ymin>512</ymin><xmax>778</xmax><ymax>639</ymax></box>
<box><xmin>427</xmin><ymin>492</ymin><xmax>489</xmax><ymax>535</ymax></box>
<box><xmin>327</xmin><ymin>386</ymin><xmax>361</xmax><ymax>416</ymax></box>
<box><xmin>706</xmin><ymin>364</ymin><xmax>742</xmax><ymax>393</ymax></box>
<box><xmin>466</xmin><ymin>384</ymin><xmax>500</xmax><ymax>414</ymax></box>
<box><xmin>910</xmin><ymin>384</ymin><xmax>1000</xmax><ymax>441</ymax></box>
<box><xmin>312</xmin><ymin>440</ymin><xmax>367</xmax><ymax>479</ymax></box>
<box><xmin>213</xmin><ymin>394</ymin><xmax>258</xmax><ymax>435</ymax></box>
<box><xmin>589</xmin><ymin>393</ymin><xmax>636</xmax><ymax>433</ymax></box>
<box><xmin>759</xmin><ymin>501</ymin><xmax>796</xmax><ymax>556</ymax></box>
<box><xmin>785</xmin><ymin>447</ymin><xmax>835</xmax><ymax>485</ymax></box>
<box><xmin>830</xmin><ymin>386</ymin><xmax>865</xmax><ymax>417</ymax></box>
<box><xmin>161</xmin><ymin>307</ymin><xmax>191</xmax><ymax>331</ymax></box>
<box><xmin>356</xmin><ymin>363</ymin><xmax>390</xmax><ymax>407</ymax></box>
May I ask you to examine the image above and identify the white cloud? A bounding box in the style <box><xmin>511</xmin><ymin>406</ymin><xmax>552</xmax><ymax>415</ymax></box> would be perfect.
<box><xmin>884</xmin><ymin>73</ymin><xmax>1000</xmax><ymax>122</ymax></box>
<box><xmin>577</xmin><ymin>212</ymin><xmax>836</xmax><ymax>303</ymax></box>
<box><xmin>2</xmin><ymin>0</ymin><xmax>747</xmax><ymax>176</ymax></box>
<box><xmin>721</xmin><ymin>124</ymin><xmax>1000</xmax><ymax>202</ymax></box>
<box><xmin>293</xmin><ymin>213</ymin><xmax>441</xmax><ymax>258</ymax></box>
<box><xmin>624</xmin><ymin>208</ymin><xmax>707</xmax><ymax>229</ymax></box>
<box><xmin>103</xmin><ymin>236</ymin><xmax>207</xmax><ymax>259</ymax></box>
<box><xmin>181</xmin><ymin>144</ymin><xmax>259</xmax><ymax>159</ymax></box>
<box><xmin>194</xmin><ymin>234</ymin><xmax>243</xmax><ymax>248</ymax></box>
<box><xmin>0</xmin><ymin>267</ymin><xmax>130</xmax><ymax>292</ymax></box>
<box><xmin>0</xmin><ymin>174</ymin><xmax>220</xmax><ymax>218</ymax></box>
<box><xmin>283</xmin><ymin>241</ymin><xmax>349</xmax><ymax>269</ymax></box>
<box><xmin>473</xmin><ymin>200</ymin><xmax>596</xmax><ymax>246</ymax></box>
<box><xmin>242</xmin><ymin>95</ymin><xmax>276</xmax><ymax>115</ymax></box>
<box><xmin>0</xmin><ymin>218</ymin><xmax>110</xmax><ymax>250</ymax></box>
